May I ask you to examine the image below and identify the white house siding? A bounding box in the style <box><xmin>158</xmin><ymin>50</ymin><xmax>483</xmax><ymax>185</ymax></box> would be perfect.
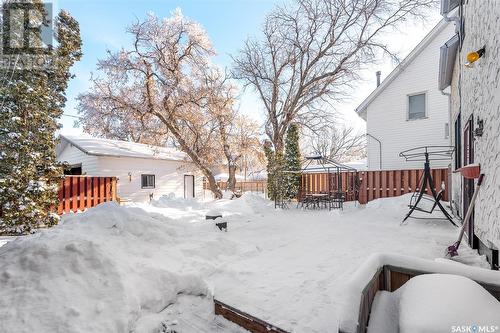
<box><xmin>96</xmin><ymin>156</ymin><xmax>203</xmax><ymax>202</ymax></box>
<box><xmin>57</xmin><ymin>143</ymin><xmax>100</xmax><ymax>175</ymax></box>
<box><xmin>364</xmin><ymin>22</ymin><xmax>455</xmax><ymax>170</ymax></box>
<box><xmin>449</xmin><ymin>1</ymin><xmax>500</xmax><ymax>251</ymax></box>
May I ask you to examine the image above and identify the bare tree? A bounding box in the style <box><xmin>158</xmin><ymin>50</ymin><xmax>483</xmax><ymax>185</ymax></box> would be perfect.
<box><xmin>233</xmin><ymin>0</ymin><xmax>435</xmax><ymax>153</ymax></box>
<box><xmin>78</xmin><ymin>10</ymin><xmax>228</xmax><ymax>198</ymax></box>
<box><xmin>77</xmin><ymin>78</ymin><xmax>169</xmax><ymax>145</ymax></box>
<box><xmin>307</xmin><ymin>125</ymin><xmax>366</xmax><ymax>162</ymax></box>
<box><xmin>205</xmin><ymin>70</ymin><xmax>262</xmax><ymax>192</ymax></box>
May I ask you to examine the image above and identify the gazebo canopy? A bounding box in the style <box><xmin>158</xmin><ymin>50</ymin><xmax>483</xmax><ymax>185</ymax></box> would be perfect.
<box><xmin>301</xmin><ymin>155</ymin><xmax>357</xmax><ymax>173</ymax></box>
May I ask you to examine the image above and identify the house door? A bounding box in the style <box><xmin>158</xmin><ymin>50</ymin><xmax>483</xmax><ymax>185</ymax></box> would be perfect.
<box><xmin>463</xmin><ymin>115</ymin><xmax>477</xmax><ymax>248</ymax></box>
<box><xmin>184</xmin><ymin>175</ymin><xmax>195</xmax><ymax>198</ymax></box>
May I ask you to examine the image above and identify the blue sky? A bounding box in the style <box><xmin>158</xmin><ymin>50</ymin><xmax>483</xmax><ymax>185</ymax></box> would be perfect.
<box><xmin>56</xmin><ymin>0</ymin><xmax>441</xmax><ymax>136</ymax></box>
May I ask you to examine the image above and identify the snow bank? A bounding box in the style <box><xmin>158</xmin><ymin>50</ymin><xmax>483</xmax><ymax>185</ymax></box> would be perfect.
<box><xmin>399</xmin><ymin>274</ymin><xmax>500</xmax><ymax>333</ymax></box>
<box><xmin>0</xmin><ymin>203</ymin><xmax>215</xmax><ymax>333</ymax></box>
<box><xmin>367</xmin><ymin>290</ymin><xmax>399</xmax><ymax>333</ymax></box>
<box><xmin>211</xmin><ymin>193</ymin><xmax>273</xmax><ymax>217</ymax></box>
<box><xmin>152</xmin><ymin>194</ymin><xmax>204</xmax><ymax>210</ymax></box>
<box><xmin>0</xmin><ymin>236</ymin><xmax>15</xmax><ymax>249</ymax></box>
<box><xmin>340</xmin><ymin>253</ymin><xmax>500</xmax><ymax>332</ymax></box>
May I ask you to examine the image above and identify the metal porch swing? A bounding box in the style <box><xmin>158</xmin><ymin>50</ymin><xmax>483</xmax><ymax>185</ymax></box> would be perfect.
<box><xmin>399</xmin><ymin>146</ymin><xmax>457</xmax><ymax>226</ymax></box>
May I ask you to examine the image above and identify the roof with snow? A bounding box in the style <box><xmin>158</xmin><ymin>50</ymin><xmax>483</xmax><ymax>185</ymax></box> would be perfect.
<box><xmin>58</xmin><ymin>134</ymin><xmax>188</xmax><ymax>162</ymax></box>
<box><xmin>355</xmin><ymin>20</ymin><xmax>451</xmax><ymax>120</ymax></box>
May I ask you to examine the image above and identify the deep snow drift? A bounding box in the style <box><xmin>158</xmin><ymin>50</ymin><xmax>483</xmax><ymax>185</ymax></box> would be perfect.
<box><xmin>0</xmin><ymin>193</ymin><xmax>494</xmax><ymax>333</ymax></box>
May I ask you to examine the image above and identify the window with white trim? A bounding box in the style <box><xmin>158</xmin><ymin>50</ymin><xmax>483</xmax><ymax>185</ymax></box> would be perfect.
<box><xmin>408</xmin><ymin>93</ymin><xmax>426</xmax><ymax>120</ymax></box>
<box><xmin>141</xmin><ymin>174</ymin><xmax>155</xmax><ymax>189</ymax></box>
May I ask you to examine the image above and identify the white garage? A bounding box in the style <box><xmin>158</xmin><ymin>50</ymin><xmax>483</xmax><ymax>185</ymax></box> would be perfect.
<box><xmin>56</xmin><ymin>134</ymin><xmax>204</xmax><ymax>202</ymax></box>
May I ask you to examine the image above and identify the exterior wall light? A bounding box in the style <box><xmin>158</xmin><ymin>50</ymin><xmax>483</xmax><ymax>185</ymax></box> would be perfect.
<box><xmin>465</xmin><ymin>46</ymin><xmax>485</xmax><ymax>67</ymax></box>
<box><xmin>128</xmin><ymin>172</ymin><xmax>132</xmax><ymax>182</ymax></box>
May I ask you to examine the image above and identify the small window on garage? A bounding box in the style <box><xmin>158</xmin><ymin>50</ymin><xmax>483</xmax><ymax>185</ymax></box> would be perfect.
<box><xmin>408</xmin><ymin>93</ymin><xmax>426</xmax><ymax>120</ymax></box>
<box><xmin>141</xmin><ymin>174</ymin><xmax>155</xmax><ymax>189</ymax></box>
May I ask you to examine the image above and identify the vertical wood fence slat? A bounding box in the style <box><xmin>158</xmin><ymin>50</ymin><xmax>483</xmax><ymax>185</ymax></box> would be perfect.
<box><xmin>368</xmin><ymin>171</ymin><xmax>374</xmax><ymax>202</ymax></box>
<box><xmin>388</xmin><ymin>171</ymin><xmax>394</xmax><ymax>198</ymax></box>
<box><xmin>403</xmin><ymin>170</ymin><xmax>409</xmax><ymax>194</ymax></box>
<box><xmin>395</xmin><ymin>171</ymin><xmax>402</xmax><ymax>197</ymax></box>
<box><xmin>93</xmin><ymin>177</ymin><xmax>99</xmax><ymax>206</ymax></box>
<box><xmin>410</xmin><ymin>170</ymin><xmax>417</xmax><ymax>192</ymax></box>
<box><xmin>71</xmin><ymin>176</ymin><xmax>78</xmax><ymax>213</ymax></box>
<box><xmin>381</xmin><ymin>171</ymin><xmax>387</xmax><ymax>198</ymax></box>
<box><xmin>57</xmin><ymin>179</ymin><xmax>64</xmax><ymax>215</ymax></box>
<box><xmin>64</xmin><ymin>177</ymin><xmax>71</xmax><ymax>213</ymax></box>
<box><xmin>105</xmin><ymin>177</ymin><xmax>111</xmax><ymax>202</ymax></box>
<box><xmin>99</xmin><ymin>178</ymin><xmax>105</xmax><ymax>204</ymax></box>
<box><xmin>79</xmin><ymin>177</ymin><xmax>85</xmax><ymax>212</ymax></box>
<box><xmin>111</xmin><ymin>178</ymin><xmax>117</xmax><ymax>201</ymax></box>
<box><xmin>86</xmin><ymin>177</ymin><xmax>92</xmax><ymax>208</ymax></box>
<box><xmin>417</xmin><ymin>170</ymin><xmax>424</xmax><ymax>192</ymax></box>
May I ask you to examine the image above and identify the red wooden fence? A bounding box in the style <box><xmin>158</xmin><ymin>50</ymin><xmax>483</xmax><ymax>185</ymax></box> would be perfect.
<box><xmin>57</xmin><ymin>176</ymin><xmax>117</xmax><ymax>215</ymax></box>
<box><xmin>300</xmin><ymin>168</ymin><xmax>450</xmax><ymax>204</ymax></box>
<box><xmin>357</xmin><ymin>168</ymin><xmax>449</xmax><ymax>204</ymax></box>
<box><xmin>300</xmin><ymin>171</ymin><xmax>359</xmax><ymax>201</ymax></box>
<box><xmin>203</xmin><ymin>180</ymin><xmax>267</xmax><ymax>194</ymax></box>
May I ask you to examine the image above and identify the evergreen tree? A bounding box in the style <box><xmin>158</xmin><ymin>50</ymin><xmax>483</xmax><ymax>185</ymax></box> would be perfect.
<box><xmin>263</xmin><ymin>140</ymin><xmax>285</xmax><ymax>200</ymax></box>
<box><xmin>0</xmin><ymin>5</ymin><xmax>82</xmax><ymax>234</ymax></box>
<box><xmin>284</xmin><ymin>123</ymin><xmax>301</xmax><ymax>199</ymax></box>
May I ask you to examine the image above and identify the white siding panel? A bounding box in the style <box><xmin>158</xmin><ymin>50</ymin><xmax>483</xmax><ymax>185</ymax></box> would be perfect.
<box><xmin>96</xmin><ymin>156</ymin><xmax>202</xmax><ymax>202</ymax></box>
<box><xmin>366</xmin><ymin>23</ymin><xmax>455</xmax><ymax>170</ymax></box>
<box><xmin>56</xmin><ymin>144</ymin><xmax>99</xmax><ymax>174</ymax></box>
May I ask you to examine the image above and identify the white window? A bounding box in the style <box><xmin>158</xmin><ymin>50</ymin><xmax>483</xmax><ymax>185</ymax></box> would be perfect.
<box><xmin>141</xmin><ymin>174</ymin><xmax>155</xmax><ymax>189</ymax></box>
<box><xmin>408</xmin><ymin>93</ymin><xmax>426</xmax><ymax>120</ymax></box>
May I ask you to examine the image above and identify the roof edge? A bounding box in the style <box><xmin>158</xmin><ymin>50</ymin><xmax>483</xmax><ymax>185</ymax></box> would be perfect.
<box><xmin>59</xmin><ymin>134</ymin><xmax>190</xmax><ymax>163</ymax></box>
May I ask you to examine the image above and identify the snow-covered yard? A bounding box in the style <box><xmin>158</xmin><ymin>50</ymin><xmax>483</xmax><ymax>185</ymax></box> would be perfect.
<box><xmin>0</xmin><ymin>194</ymin><xmax>492</xmax><ymax>333</ymax></box>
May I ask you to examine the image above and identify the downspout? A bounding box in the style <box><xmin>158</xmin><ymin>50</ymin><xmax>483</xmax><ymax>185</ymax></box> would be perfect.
<box><xmin>441</xmin><ymin>90</ymin><xmax>453</xmax><ymax>147</ymax></box>
<box><xmin>366</xmin><ymin>133</ymin><xmax>382</xmax><ymax>170</ymax></box>
<box><xmin>441</xmin><ymin>89</ymin><xmax>456</xmax><ymax>217</ymax></box>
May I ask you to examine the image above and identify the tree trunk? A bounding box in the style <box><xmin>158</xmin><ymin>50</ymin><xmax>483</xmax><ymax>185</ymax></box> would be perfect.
<box><xmin>204</xmin><ymin>171</ymin><xmax>223</xmax><ymax>199</ymax></box>
<box><xmin>227</xmin><ymin>164</ymin><xmax>237</xmax><ymax>193</ymax></box>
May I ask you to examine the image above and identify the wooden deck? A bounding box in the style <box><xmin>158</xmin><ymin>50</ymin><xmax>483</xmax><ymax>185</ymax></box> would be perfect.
<box><xmin>351</xmin><ymin>265</ymin><xmax>500</xmax><ymax>333</ymax></box>
<box><xmin>214</xmin><ymin>299</ymin><xmax>289</xmax><ymax>333</ymax></box>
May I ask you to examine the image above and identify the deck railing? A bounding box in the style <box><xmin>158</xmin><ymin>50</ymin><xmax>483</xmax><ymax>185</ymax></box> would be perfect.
<box><xmin>57</xmin><ymin>176</ymin><xmax>117</xmax><ymax>215</ymax></box>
